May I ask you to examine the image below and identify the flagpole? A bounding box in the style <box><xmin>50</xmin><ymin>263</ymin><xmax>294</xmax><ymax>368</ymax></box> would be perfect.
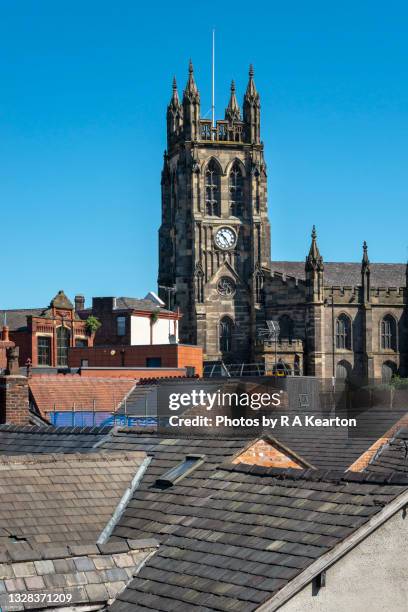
<box><xmin>212</xmin><ymin>29</ymin><xmax>215</xmax><ymax>138</ymax></box>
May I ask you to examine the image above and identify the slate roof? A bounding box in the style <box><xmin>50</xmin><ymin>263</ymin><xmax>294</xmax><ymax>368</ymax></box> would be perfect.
<box><xmin>115</xmin><ymin>297</ymin><xmax>173</xmax><ymax>313</ymax></box>
<box><xmin>0</xmin><ymin>538</ymin><xmax>158</xmax><ymax>610</ymax></box>
<box><xmin>0</xmin><ymin>425</ymin><xmax>111</xmax><ymax>455</ymax></box>
<box><xmin>100</xmin><ymin>430</ymin><xmax>249</xmax><ymax>542</ymax></box>
<box><xmin>271</xmin><ymin>261</ymin><xmax>407</xmax><ymax>287</ymax></box>
<box><xmin>109</xmin><ymin>464</ymin><xmax>408</xmax><ymax>612</ymax></box>
<box><xmin>29</xmin><ymin>375</ymin><xmax>137</xmax><ymax>417</ymax></box>
<box><xmin>0</xmin><ymin>452</ymin><xmax>146</xmax><ymax>548</ymax></box>
<box><xmin>364</xmin><ymin>427</ymin><xmax>408</xmax><ymax>475</ymax></box>
<box><xmin>1</xmin><ymin>309</ymin><xmax>45</xmax><ymax>332</ymax></box>
<box><xmin>266</xmin><ymin>404</ymin><xmax>408</xmax><ymax>471</ymax></box>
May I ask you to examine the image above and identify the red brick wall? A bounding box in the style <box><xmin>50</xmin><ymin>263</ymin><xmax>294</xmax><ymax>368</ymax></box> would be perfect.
<box><xmin>9</xmin><ymin>331</ymin><xmax>32</xmax><ymax>366</ymax></box>
<box><xmin>0</xmin><ymin>341</ymin><xmax>15</xmax><ymax>370</ymax></box>
<box><xmin>68</xmin><ymin>344</ymin><xmax>203</xmax><ymax>376</ymax></box>
<box><xmin>175</xmin><ymin>345</ymin><xmax>203</xmax><ymax>376</ymax></box>
<box><xmin>0</xmin><ymin>375</ymin><xmax>31</xmax><ymax>425</ymax></box>
<box><xmin>10</xmin><ymin>320</ymin><xmax>92</xmax><ymax>368</ymax></box>
<box><xmin>232</xmin><ymin>438</ymin><xmax>304</xmax><ymax>469</ymax></box>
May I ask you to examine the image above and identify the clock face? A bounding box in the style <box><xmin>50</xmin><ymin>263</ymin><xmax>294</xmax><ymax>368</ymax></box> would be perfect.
<box><xmin>214</xmin><ymin>227</ymin><xmax>236</xmax><ymax>250</ymax></box>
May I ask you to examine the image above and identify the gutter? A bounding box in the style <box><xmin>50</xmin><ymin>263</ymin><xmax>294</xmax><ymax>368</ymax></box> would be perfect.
<box><xmin>256</xmin><ymin>486</ymin><xmax>408</xmax><ymax>611</ymax></box>
<box><xmin>97</xmin><ymin>455</ymin><xmax>151</xmax><ymax>544</ymax></box>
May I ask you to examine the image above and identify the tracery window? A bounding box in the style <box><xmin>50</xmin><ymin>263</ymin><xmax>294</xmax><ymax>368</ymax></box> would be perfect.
<box><xmin>219</xmin><ymin>316</ymin><xmax>233</xmax><ymax>353</ymax></box>
<box><xmin>229</xmin><ymin>162</ymin><xmax>244</xmax><ymax>216</ymax></box>
<box><xmin>381</xmin><ymin>315</ymin><xmax>397</xmax><ymax>350</ymax></box>
<box><xmin>335</xmin><ymin>314</ymin><xmax>351</xmax><ymax>350</ymax></box>
<box><xmin>205</xmin><ymin>160</ymin><xmax>221</xmax><ymax>216</ymax></box>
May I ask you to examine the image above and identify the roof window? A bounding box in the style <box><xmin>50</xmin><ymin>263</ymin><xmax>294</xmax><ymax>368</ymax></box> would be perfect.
<box><xmin>155</xmin><ymin>454</ymin><xmax>205</xmax><ymax>487</ymax></box>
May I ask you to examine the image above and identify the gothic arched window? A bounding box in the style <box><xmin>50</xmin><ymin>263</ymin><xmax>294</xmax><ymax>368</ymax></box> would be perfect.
<box><xmin>56</xmin><ymin>326</ymin><xmax>70</xmax><ymax>367</ymax></box>
<box><xmin>335</xmin><ymin>314</ymin><xmax>351</xmax><ymax>350</ymax></box>
<box><xmin>229</xmin><ymin>162</ymin><xmax>244</xmax><ymax>216</ymax></box>
<box><xmin>381</xmin><ymin>315</ymin><xmax>397</xmax><ymax>350</ymax></box>
<box><xmin>205</xmin><ymin>160</ymin><xmax>221</xmax><ymax>216</ymax></box>
<box><xmin>219</xmin><ymin>316</ymin><xmax>233</xmax><ymax>353</ymax></box>
<box><xmin>279</xmin><ymin>315</ymin><xmax>294</xmax><ymax>341</ymax></box>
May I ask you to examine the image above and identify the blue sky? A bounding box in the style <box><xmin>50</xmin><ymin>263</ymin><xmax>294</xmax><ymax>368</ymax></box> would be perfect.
<box><xmin>1</xmin><ymin>1</ymin><xmax>407</xmax><ymax>309</ymax></box>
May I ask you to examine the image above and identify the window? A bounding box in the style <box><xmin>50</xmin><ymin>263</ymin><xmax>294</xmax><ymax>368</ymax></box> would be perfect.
<box><xmin>205</xmin><ymin>160</ymin><xmax>221</xmax><ymax>216</ymax></box>
<box><xmin>279</xmin><ymin>315</ymin><xmax>294</xmax><ymax>341</ymax></box>
<box><xmin>117</xmin><ymin>316</ymin><xmax>126</xmax><ymax>337</ymax></box>
<box><xmin>381</xmin><ymin>315</ymin><xmax>397</xmax><ymax>350</ymax></box>
<box><xmin>335</xmin><ymin>314</ymin><xmax>351</xmax><ymax>350</ymax></box>
<box><xmin>146</xmin><ymin>357</ymin><xmax>162</xmax><ymax>367</ymax></box>
<box><xmin>219</xmin><ymin>316</ymin><xmax>233</xmax><ymax>353</ymax></box>
<box><xmin>37</xmin><ymin>336</ymin><xmax>51</xmax><ymax>366</ymax></box>
<box><xmin>229</xmin><ymin>162</ymin><xmax>244</xmax><ymax>216</ymax></box>
<box><xmin>75</xmin><ymin>338</ymin><xmax>88</xmax><ymax>348</ymax></box>
<box><xmin>155</xmin><ymin>455</ymin><xmax>205</xmax><ymax>487</ymax></box>
<box><xmin>56</xmin><ymin>326</ymin><xmax>70</xmax><ymax>367</ymax></box>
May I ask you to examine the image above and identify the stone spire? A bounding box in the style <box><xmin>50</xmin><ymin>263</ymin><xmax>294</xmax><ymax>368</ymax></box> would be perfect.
<box><xmin>183</xmin><ymin>59</ymin><xmax>199</xmax><ymax>102</ymax></box>
<box><xmin>169</xmin><ymin>76</ymin><xmax>181</xmax><ymax>109</ymax></box>
<box><xmin>182</xmin><ymin>60</ymin><xmax>200</xmax><ymax>141</ymax></box>
<box><xmin>305</xmin><ymin>226</ymin><xmax>324</xmax><ymax>271</ymax></box>
<box><xmin>245</xmin><ymin>64</ymin><xmax>259</xmax><ymax>102</ymax></box>
<box><xmin>361</xmin><ymin>241</ymin><xmax>370</xmax><ymax>302</ymax></box>
<box><xmin>361</xmin><ymin>240</ymin><xmax>370</xmax><ymax>270</ymax></box>
<box><xmin>225</xmin><ymin>80</ymin><xmax>240</xmax><ymax>122</ymax></box>
<box><xmin>167</xmin><ymin>76</ymin><xmax>183</xmax><ymax>145</ymax></box>
<box><xmin>243</xmin><ymin>64</ymin><xmax>260</xmax><ymax>143</ymax></box>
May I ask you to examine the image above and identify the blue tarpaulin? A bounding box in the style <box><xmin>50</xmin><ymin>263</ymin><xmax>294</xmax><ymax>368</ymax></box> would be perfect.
<box><xmin>47</xmin><ymin>411</ymin><xmax>157</xmax><ymax>428</ymax></box>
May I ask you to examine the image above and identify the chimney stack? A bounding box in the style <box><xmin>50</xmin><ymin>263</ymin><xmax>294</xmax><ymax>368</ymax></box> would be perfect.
<box><xmin>1</xmin><ymin>325</ymin><xmax>9</xmax><ymax>342</ymax></box>
<box><xmin>0</xmin><ymin>347</ymin><xmax>30</xmax><ymax>425</ymax></box>
<box><xmin>75</xmin><ymin>295</ymin><xmax>85</xmax><ymax>312</ymax></box>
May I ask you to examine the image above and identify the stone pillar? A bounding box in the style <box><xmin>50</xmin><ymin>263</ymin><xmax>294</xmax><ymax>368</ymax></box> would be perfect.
<box><xmin>0</xmin><ymin>375</ymin><xmax>30</xmax><ymax>425</ymax></box>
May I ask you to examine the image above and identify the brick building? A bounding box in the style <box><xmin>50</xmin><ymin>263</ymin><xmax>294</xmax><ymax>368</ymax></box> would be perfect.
<box><xmin>4</xmin><ymin>290</ymin><xmax>92</xmax><ymax>368</ymax></box>
<box><xmin>3</xmin><ymin>291</ymin><xmax>182</xmax><ymax>370</ymax></box>
<box><xmin>68</xmin><ymin>343</ymin><xmax>203</xmax><ymax>376</ymax></box>
<box><xmin>159</xmin><ymin>62</ymin><xmax>408</xmax><ymax>383</ymax></box>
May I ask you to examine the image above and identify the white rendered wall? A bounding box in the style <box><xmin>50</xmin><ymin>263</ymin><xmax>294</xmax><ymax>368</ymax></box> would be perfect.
<box><xmin>278</xmin><ymin>508</ymin><xmax>408</xmax><ymax>612</ymax></box>
<box><xmin>130</xmin><ymin>316</ymin><xmax>150</xmax><ymax>345</ymax></box>
<box><xmin>130</xmin><ymin>316</ymin><xmax>178</xmax><ymax>345</ymax></box>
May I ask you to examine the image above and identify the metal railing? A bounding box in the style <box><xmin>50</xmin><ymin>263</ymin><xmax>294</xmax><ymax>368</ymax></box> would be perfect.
<box><xmin>203</xmin><ymin>362</ymin><xmax>295</xmax><ymax>378</ymax></box>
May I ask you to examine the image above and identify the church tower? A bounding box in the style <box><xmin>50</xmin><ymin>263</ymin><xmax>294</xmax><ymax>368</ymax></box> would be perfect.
<box><xmin>158</xmin><ymin>63</ymin><xmax>271</xmax><ymax>362</ymax></box>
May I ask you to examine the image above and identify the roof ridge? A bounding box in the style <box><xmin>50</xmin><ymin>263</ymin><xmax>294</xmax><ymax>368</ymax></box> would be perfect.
<box><xmin>2</xmin><ymin>307</ymin><xmax>45</xmax><ymax>312</ymax></box>
<box><xmin>0</xmin><ymin>451</ymin><xmax>145</xmax><ymax>465</ymax></box>
<box><xmin>0</xmin><ymin>424</ymin><xmax>112</xmax><ymax>434</ymax></box>
<box><xmin>220</xmin><ymin>462</ymin><xmax>408</xmax><ymax>485</ymax></box>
